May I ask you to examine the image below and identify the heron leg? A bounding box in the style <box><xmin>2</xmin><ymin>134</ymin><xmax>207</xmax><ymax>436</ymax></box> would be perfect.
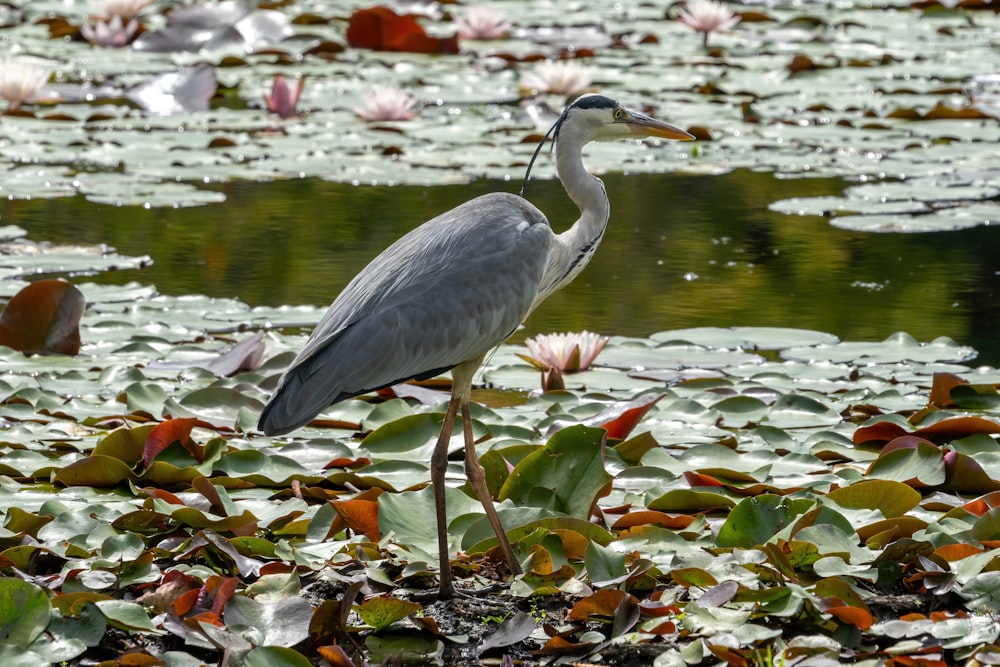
<box><xmin>430</xmin><ymin>393</ymin><xmax>461</xmax><ymax>600</ymax></box>
<box><xmin>460</xmin><ymin>401</ymin><xmax>523</xmax><ymax>576</ymax></box>
<box><xmin>431</xmin><ymin>356</ymin><xmax>522</xmax><ymax>600</ymax></box>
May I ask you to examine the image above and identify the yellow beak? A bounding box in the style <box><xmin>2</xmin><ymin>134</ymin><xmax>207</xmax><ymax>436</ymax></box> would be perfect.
<box><xmin>624</xmin><ymin>111</ymin><xmax>695</xmax><ymax>141</ymax></box>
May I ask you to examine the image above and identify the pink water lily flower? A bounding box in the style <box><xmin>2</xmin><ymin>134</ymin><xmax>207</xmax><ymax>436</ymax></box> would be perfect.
<box><xmin>522</xmin><ymin>331</ymin><xmax>610</xmax><ymax>373</ymax></box>
<box><xmin>82</xmin><ymin>14</ymin><xmax>139</xmax><ymax>47</ymax></box>
<box><xmin>677</xmin><ymin>0</ymin><xmax>740</xmax><ymax>48</ymax></box>
<box><xmin>455</xmin><ymin>5</ymin><xmax>512</xmax><ymax>40</ymax></box>
<box><xmin>353</xmin><ymin>87</ymin><xmax>417</xmax><ymax>122</ymax></box>
<box><xmin>0</xmin><ymin>61</ymin><xmax>51</xmax><ymax>111</ymax></box>
<box><xmin>264</xmin><ymin>75</ymin><xmax>304</xmax><ymax>119</ymax></box>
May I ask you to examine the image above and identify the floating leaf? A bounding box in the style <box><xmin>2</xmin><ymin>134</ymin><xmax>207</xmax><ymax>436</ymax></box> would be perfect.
<box><xmin>500</xmin><ymin>425</ymin><xmax>611</xmax><ymax>519</ymax></box>
<box><xmin>333</xmin><ymin>499</ymin><xmax>380</xmax><ymax>541</ymax></box>
<box><xmin>867</xmin><ymin>439</ymin><xmax>947</xmax><ymax>488</ymax></box>
<box><xmin>930</xmin><ymin>372</ymin><xmax>968</xmax><ymax>408</ymax></box>
<box><xmin>244</xmin><ymin>647</ymin><xmax>314</xmax><ymax>667</ymax></box>
<box><xmin>127</xmin><ymin>65</ymin><xmax>218</xmax><ymax>116</ymax></box>
<box><xmin>826</xmin><ymin>480</ymin><xmax>921</xmax><ymax>518</ymax></box>
<box><xmin>224</xmin><ymin>596</ymin><xmax>314</xmax><ymax>647</ymax></box>
<box><xmin>698</xmin><ymin>581</ymin><xmax>739</xmax><ymax>608</ymax></box>
<box><xmin>53</xmin><ymin>455</ymin><xmax>139</xmax><ymax>488</ymax></box>
<box><xmin>569</xmin><ymin>589</ymin><xmax>631</xmax><ymax>621</ymax></box>
<box><xmin>143</xmin><ymin>417</ymin><xmax>199</xmax><ymax>468</ymax></box>
<box><xmin>587</xmin><ymin>393</ymin><xmax>665</xmax><ymax>440</ymax></box>
<box><xmin>477</xmin><ymin>611</ymin><xmax>535</xmax><ymax>654</ymax></box>
<box><xmin>0</xmin><ymin>279</ymin><xmax>84</xmax><ymax>355</ymax></box>
<box><xmin>647</xmin><ymin>489</ymin><xmax>735</xmax><ymax>512</ymax></box>
<box><xmin>93</xmin><ymin>600</ymin><xmax>162</xmax><ymax>634</ymax></box>
<box><xmin>355</xmin><ymin>597</ymin><xmax>422</xmax><ymax>632</ymax></box>
<box><xmin>346</xmin><ymin>7</ymin><xmax>459</xmax><ymax>54</ymax></box>
<box><xmin>671</xmin><ymin>568</ymin><xmax>719</xmax><ymax>589</ymax></box>
<box><xmin>944</xmin><ymin>453</ymin><xmax>1000</xmax><ymax>495</ymax></box>
<box><xmin>584</xmin><ymin>540</ymin><xmax>626</xmax><ymax>585</ymax></box>
<box><xmin>610</xmin><ymin>509</ymin><xmax>694</xmax><ymax>531</ymax></box>
<box><xmin>0</xmin><ymin>578</ymin><xmax>50</xmax><ymax>649</ymax></box>
<box><xmin>717</xmin><ymin>495</ymin><xmax>798</xmax><ymax>548</ymax></box>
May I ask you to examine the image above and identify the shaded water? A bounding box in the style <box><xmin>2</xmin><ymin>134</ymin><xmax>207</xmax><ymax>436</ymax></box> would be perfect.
<box><xmin>5</xmin><ymin>169</ymin><xmax>1000</xmax><ymax>364</ymax></box>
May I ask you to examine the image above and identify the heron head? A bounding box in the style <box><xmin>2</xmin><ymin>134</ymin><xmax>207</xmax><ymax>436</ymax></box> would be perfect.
<box><xmin>556</xmin><ymin>93</ymin><xmax>695</xmax><ymax>143</ymax></box>
<box><xmin>520</xmin><ymin>93</ymin><xmax>694</xmax><ymax>197</ymax></box>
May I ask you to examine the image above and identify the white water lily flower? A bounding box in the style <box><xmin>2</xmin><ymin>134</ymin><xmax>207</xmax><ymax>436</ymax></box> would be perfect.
<box><xmin>523</xmin><ymin>331</ymin><xmax>610</xmax><ymax>373</ymax></box>
<box><xmin>82</xmin><ymin>15</ymin><xmax>139</xmax><ymax>47</ymax></box>
<box><xmin>0</xmin><ymin>61</ymin><xmax>51</xmax><ymax>110</ymax></box>
<box><xmin>520</xmin><ymin>60</ymin><xmax>593</xmax><ymax>97</ymax></box>
<box><xmin>353</xmin><ymin>87</ymin><xmax>417</xmax><ymax>122</ymax></box>
<box><xmin>678</xmin><ymin>0</ymin><xmax>740</xmax><ymax>48</ymax></box>
<box><xmin>455</xmin><ymin>5</ymin><xmax>512</xmax><ymax>40</ymax></box>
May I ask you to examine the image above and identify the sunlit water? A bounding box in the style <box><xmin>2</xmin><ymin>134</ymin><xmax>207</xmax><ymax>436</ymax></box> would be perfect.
<box><xmin>6</xmin><ymin>169</ymin><xmax>1000</xmax><ymax>365</ymax></box>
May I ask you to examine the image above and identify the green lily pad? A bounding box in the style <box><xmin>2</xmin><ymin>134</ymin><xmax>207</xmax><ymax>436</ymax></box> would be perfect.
<box><xmin>0</xmin><ymin>578</ymin><xmax>50</xmax><ymax>649</ymax></box>
<box><xmin>500</xmin><ymin>425</ymin><xmax>611</xmax><ymax>519</ymax></box>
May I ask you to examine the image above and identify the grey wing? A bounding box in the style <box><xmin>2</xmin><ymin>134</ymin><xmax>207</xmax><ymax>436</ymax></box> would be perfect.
<box><xmin>258</xmin><ymin>192</ymin><xmax>553</xmax><ymax>435</ymax></box>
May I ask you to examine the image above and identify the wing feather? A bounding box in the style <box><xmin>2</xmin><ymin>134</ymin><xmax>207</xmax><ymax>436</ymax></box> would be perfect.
<box><xmin>259</xmin><ymin>193</ymin><xmax>552</xmax><ymax>435</ymax></box>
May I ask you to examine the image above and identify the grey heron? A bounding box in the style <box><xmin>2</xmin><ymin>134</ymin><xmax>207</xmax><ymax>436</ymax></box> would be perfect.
<box><xmin>258</xmin><ymin>93</ymin><xmax>694</xmax><ymax>598</ymax></box>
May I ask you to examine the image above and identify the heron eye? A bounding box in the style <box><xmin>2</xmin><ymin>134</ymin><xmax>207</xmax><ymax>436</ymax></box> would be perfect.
<box><xmin>613</xmin><ymin>108</ymin><xmax>623</xmax><ymax>120</ymax></box>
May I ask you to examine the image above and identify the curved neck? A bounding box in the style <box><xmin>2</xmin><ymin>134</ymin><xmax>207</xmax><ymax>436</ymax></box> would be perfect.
<box><xmin>534</xmin><ymin>129</ymin><xmax>610</xmax><ymax>306</ymax></box>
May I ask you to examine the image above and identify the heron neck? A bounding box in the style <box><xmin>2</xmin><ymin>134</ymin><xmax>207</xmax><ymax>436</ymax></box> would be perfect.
<box><xmin>547</xmin><ymin>133</ymin><xmax>610</xmax><ymax>292</ymax></box>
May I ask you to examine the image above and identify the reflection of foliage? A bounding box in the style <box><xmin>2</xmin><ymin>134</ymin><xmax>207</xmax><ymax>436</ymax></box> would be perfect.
<box><xmin>4</xmin><ymin>168</ymin><xmax>997</xmax><ymax>363</ymax></box>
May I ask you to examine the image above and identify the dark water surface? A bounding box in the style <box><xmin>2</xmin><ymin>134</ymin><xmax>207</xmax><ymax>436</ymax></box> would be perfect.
<box><xmin>6</xmin><ymin>169</ymin><xmax>1000</xmax><ymax>365</ymax></box>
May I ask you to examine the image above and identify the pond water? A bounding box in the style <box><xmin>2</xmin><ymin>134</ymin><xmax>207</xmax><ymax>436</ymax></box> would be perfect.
<box><xmin>6</xmin><ymin>168</ymin><xmax>1000</xmax><ymax>365</ymax></box>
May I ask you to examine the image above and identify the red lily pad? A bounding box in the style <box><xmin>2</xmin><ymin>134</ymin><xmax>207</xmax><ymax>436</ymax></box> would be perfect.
<box><xmin>824</xmin><ymin>604</ymin><xmax>874</xmax><ymax>631</ymax></box>
<box><xmin>568</xmin><ymin>589</ymin><xmax>635</xmax><ymax>622</ymax></box>
<box><xmin>0</xmin><ymin>278</ymin><xmax>84</xmax><ymax>355</ymax></box>
<box><xmin>584</xmin><ymin>392</ymin><xmax>666</xmax><ymax>440</ymax></box>
<box><xmin>143</xmin><ymin>418</ymin><xmax>201</xmax><ymax>468</ymax></box>
<box><xmin>346</xmin><ymin>7</ymin><xmax>459</xmax><ymax>54</ymax></box>
<box><xmin>942</xmin><ymin>452</ymin><xmax>1000</xmax><ymax>495</ymax></box>
<box><xmin>333</xmin><ymin>499</ymin><xmax>381</xmax><ymax>541</ymax></box>
<box><xmin>930</xmin><ymin>372</ymin><xmax>967</xmax><ymax>408</ymax></box>
<box><xmin>915</xmin><ymin>417</ymin><xmax>1000</xmax><ymax>441</ymax></box>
